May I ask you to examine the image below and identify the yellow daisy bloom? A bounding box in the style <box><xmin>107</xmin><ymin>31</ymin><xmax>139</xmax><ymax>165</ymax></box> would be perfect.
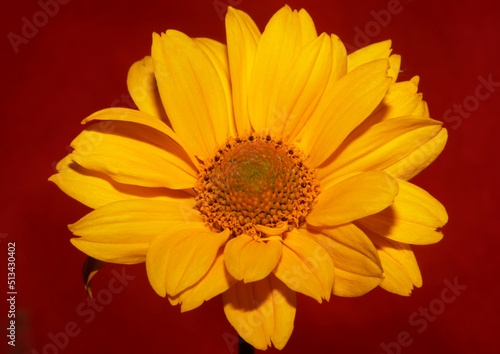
<box><xmin>50</xmin><ymin>5</ymin><xmax>448</xmax><ymax>350</ymax></box>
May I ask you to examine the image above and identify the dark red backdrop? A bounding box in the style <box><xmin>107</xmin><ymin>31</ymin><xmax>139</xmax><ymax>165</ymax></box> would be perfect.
<box><xmin>1</xmin><ymin>0</ymin><xmax>498</xmax><ymax>353</ymax></box>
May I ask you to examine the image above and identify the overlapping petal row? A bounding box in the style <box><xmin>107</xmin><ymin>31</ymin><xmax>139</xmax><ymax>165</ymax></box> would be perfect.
<box><xmin>49</xmin><ymin>5</ymin><xmax>448</xmax><ymax>350</ymax></box>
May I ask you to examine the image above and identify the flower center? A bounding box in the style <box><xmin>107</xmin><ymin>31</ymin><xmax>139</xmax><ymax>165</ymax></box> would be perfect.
<box><xmin>195</xmin><ymin>135</ymin><xmax>319</xmax><ymax>236</ymax></box>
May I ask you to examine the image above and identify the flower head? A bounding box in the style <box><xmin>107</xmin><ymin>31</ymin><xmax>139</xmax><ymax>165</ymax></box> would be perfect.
<box><xmin>50</xmin><ymin>5</ymin><xmax>448</xmax><ymax>350</ymax></box>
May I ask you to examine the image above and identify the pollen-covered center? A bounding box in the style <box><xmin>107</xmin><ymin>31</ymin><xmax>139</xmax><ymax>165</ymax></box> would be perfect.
<box><xmin>195</xmin><ymin>135</ymin><xmax>319</xmax><ymax>236</ymax></box>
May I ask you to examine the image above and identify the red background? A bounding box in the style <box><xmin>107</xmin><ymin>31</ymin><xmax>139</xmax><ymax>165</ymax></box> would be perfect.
<box><xmin>1</xmin><ymin>0</ymin><xmax>499</xmax><ymax>353</ymax></box>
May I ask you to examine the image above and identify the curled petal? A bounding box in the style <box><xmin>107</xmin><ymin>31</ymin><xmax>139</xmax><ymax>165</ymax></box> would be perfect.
<box><xmin>357</xmin><ymin>179</ymin><xmax>448</xmax><ymax>245</ymax></box>
<box><xmin>273</xmin><ymin>229</ymin><xmax>334</xmax><ymax>302</ymax></box>
<box><xmin>127</xmin><ymin>56</ymin><xmax>169</xmax><ymax>123</ymax></box>
<box><xmin>224</xmin><ymin>234</ymin><xmax>283</xmax><ymax>283</ymax></box>
<box><xmin>223</xmin><ymin>275</ymin><xmax>296</xmax><ymax>350</ymax></box>
<box><xmin>169</xmin><ymin>248</ymin><xmax>237</xmax><ymax>312</ymax></box>
<box><xmin>304</xmin><ymin>224</ymin><xmax>383</xmax><ymax>297</ymax></box>
<box><xmin>370</xmin><ymin>234</ymin><xmax>423</xmax><ymax>296</ymax></box>
<box><xmin>146</xmin><ymin>225</ymin><xmax>230</xmax><ymax>297</ymax></box>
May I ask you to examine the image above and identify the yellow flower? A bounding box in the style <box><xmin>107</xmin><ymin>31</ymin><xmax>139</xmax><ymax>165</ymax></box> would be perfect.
<box><xmin>49</xmin><ymin>5</ymin><xmax>448</xmax><ymax>350</ymax></box>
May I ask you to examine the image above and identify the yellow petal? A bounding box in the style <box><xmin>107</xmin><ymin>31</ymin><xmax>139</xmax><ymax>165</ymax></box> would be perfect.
<box><xmin>248</xmin><ymin>5</ymin><xmax>314</xmax><ymax>132</ymax></box>
<box><xmin>69</xmin><ymin>122</ymin><xmax>197</xmax><ymax>189</ymax></box>
<box><xmin>307</xmin><ymin>224</ymin><xmax>382</xmax><ymax>279</ymax></box>
<box><xmin>370</xmin><ymin>234</ymin><xmax>422</xmax><ymax>296</ymax></box>
<box><xmin>71</xmin><ymin>239</ymin><xmax>148</xmax><ymax>264</ymax></box>
<box><xmin>357</xmin><ymin>179</ymin><xmax>448</xmax><ymax>245</ymax></box>
<box><xmin>70</xmin><ymin>199</ymin><xmax>202</xmax><ymax>265</ymax></box>
<box><xmin>307</xmin><ymin>171</ymin><xmax>399</xmax><ymax>227</ymax></box>
<box><xmin>317</xmin><ymin>117</ymin><xmax>444</xmax><ymax>185</ymax></box>
<box><xmin>385</xmin><ymin>128</ymin><xmax>448</xmax><ymax>180</ymax></box>
<box><xmin>333</xmin><ymin>267</ymin><xmax>384</xmax><ymax>297</ymax></box>
<box><xmin>82</xmin><ymin>107</ymin><xmax>198</xmax><ymax>166</ymax></box>
<box><xmin>127</xmin><ymin>56</ymin><xmax>169</xmax><ymax>123</ymax></box>
<box><xmin>299</xmin><ymin>59</ymin><xmax>392</xmax><ymax>167</ymax></box>
<box><xmin>347</xmin><ymin>39</ymin><xmax>392</xmax><ymax>72</ymax></box>
<box><xmin>388</xmin><ymin>54</ymin><xmax>401</xmax><ymax>82</ymax></box>
<box><xmin>225</xmin><ymin>6</ymin><xmax>261</xmax><ymax>135</ymax></box>
<box><xmin>49</xmin><ymin>156</ymin><xmax>193</xmax><ymax>209</ymax></box>
<box><xmin>224</xmin><ymin>234</ymin><xmax>283</xmax><ymax>283</ymax></box>
<box><xmin>304</xmin><ymin>224</ymin><xmax>383</xmax><ymax>297</ymax></box>
<box><xmin>273</xmin><ymin>229</ymin><xmax>334</xmax><ymax>302</ymax></box>
<box><xmin>193</xmin><ymin>38</ymin><xmax>236</xmax><ymax>136</ymax></box>
<box><xmin>288</xmin><ymin>34</ymin><xmax>347</xmax><ymax>142</ymax></box>
<box><xmin>170</xmin><ymin>248</ymin><xmax>237</xmax><ymax>312</ymax></box>
<box><xmin>411</xmin><ymin>96</ymin><xmax>430</xmax><ymax>117</ymax></box>
<box><xmin>222</xmin><ymin>275</ymin><xmax>296</xmax><ymax>350</ymax></box>
<box><xmin>146</xmin><ymin>225</ymin><xmax>230</xmax><ymax>297</ymax></box>
<box><xmin>152</xmin><ymin>30</ymin><xmax>229</xmax><ymax>158</ymax></box>
<box><xmin>270</xmin><ymin>33</ymin><xmax>333</xmax><ymax>139</ymax></box>
<box><xmin>68</xmin><ymin>199</ymin><xmax>202</xmax><ymax>243</ymax></box>
<box><xmin>298</xmin><ymin>8</ymin><xmax>318</xmax><ymax>44</ymax></box>
<box><xmin>369</xmin><ymin>79</ymin><xmax>423</xmax><ymax>124</ymax></box>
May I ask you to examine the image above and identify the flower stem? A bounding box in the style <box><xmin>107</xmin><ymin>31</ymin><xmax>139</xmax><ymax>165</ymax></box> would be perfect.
<box><xmin>238</xmin><ymin>336</ymin><xmax>254</xmax><ymax>354</ymax></box>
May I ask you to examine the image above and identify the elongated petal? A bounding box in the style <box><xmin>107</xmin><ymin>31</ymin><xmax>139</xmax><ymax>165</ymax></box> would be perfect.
<box><xmin>347</xmin><ymin>40</ymin><xmax>392</xmax><ymax>72</ymax></box>
<box><xmin>273</xmin><ymin>229</ymin><xmax>334</xmax><ymax>302</ymax></box>
<box><xmin>317</xmin><ymin>118</ymin><xmax>444</xmax><ymax>185</ymax></box>
<box><xmin>385</xmin><ymin>128</ymin><xmax>448</xmax><ymax>180</ymax></box>
<box><xmin>270</xmin><ymin>33</ymin><xmax>333</xmax><ymax>139</ymax></box>
<box><xmin>193</xmin><ymin>38</ymin><xmax>236</xmax><ymax>136</ymax></box>
<box><xmin>224</xmin><ymin>234</ymin><xmax>283</xmax><ymax>283</ymax></box>
<box><xmin>127</xmin><ymin>56</ymin><xmax>169</xmax><ymax>122</ymax></box>
<box><xmin>370</xmin><ymin>234</ymin><xmax>422</xmax><ymax>295</ymax></box>
<box><xmin>146</xmin><ymin>225</ymin><xmax>230</xmax><ymax>297</ymax></box>
<box><xmin>303</xmin><ymin>224</ymin><xmax>383</xmax><ymax>297</ymax></box>
<box><xmin>299</xmin><ymin>59</ymin><xmax>391</xmax><ymax>167</ymax></box>
<box><xmin>288</xmin><ymin>34</ymin><xmax>347</xmax><ymax>142</ymax></box>
<box><xmin>308</xmin><ymin>224</ymin><xmax>382</xmax><ymax>276</ymax></box>
<box><xmin>68</xmin><ymin>199</ymin><xmax>201</xmax><ymax>243</ymax></box>
<box><xmin>357</xmin><ymin>179</ymin><xmax>448</xmax><ymax>245</ymax></box>
<box><xmin>248</xmin><ymin>5</ymin><xmax>313</xmax><ymax>132</ymax></box>
<box><xmin>69</xmin><ymin>122</ymin><xmax>197</xmax><ymax>189</ymax></box>
<box><xmin>333</xmin><ymin>267</ymin><xmax>384</xmax><ymax>297</ymax></box>
<box><xmin>225</xmin><ymin>6</ymin><xmax>261</xmax><ymax>135</ymax></box>
<box><xmin>49</xmin><ymin>156</ymin><xmax>193</xmax><ymax>209</ymax></box>
<box><xmin>71</xmin><ymin>239</ymin><xmax>148</xmax><ymax>264</ymax></box>
<box><xmin>298</xmin><ymin>8</ymin><xmax>317</xmax><ymax>44</ymax></box>
<box><xmin>170</xmin><ymin>248</ymin><xmax>237</xmax><ymax>312</ymax></box>
<box><xmin>223</xmin><ymin>275</ymin><xmax>296</xmax><ymax>350</ymax></box>
<box><xmin>82</xmin><ymin>107</ymin><xmax>198</xmax><ymax>165</ymax></box>
<box><xmin>152</xmin><ymin>30</ymin><xmax>229</xmax><ymax>158</ymax></box>
<box><xmin>69</xmin><ymin>199</ymin><xmax>201</xmax><ymax>264</ymax></box>
<box><xmin>307</xmin><ymin>171</ymin><xmax>399</xmax><ymax>227</ymax></box>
